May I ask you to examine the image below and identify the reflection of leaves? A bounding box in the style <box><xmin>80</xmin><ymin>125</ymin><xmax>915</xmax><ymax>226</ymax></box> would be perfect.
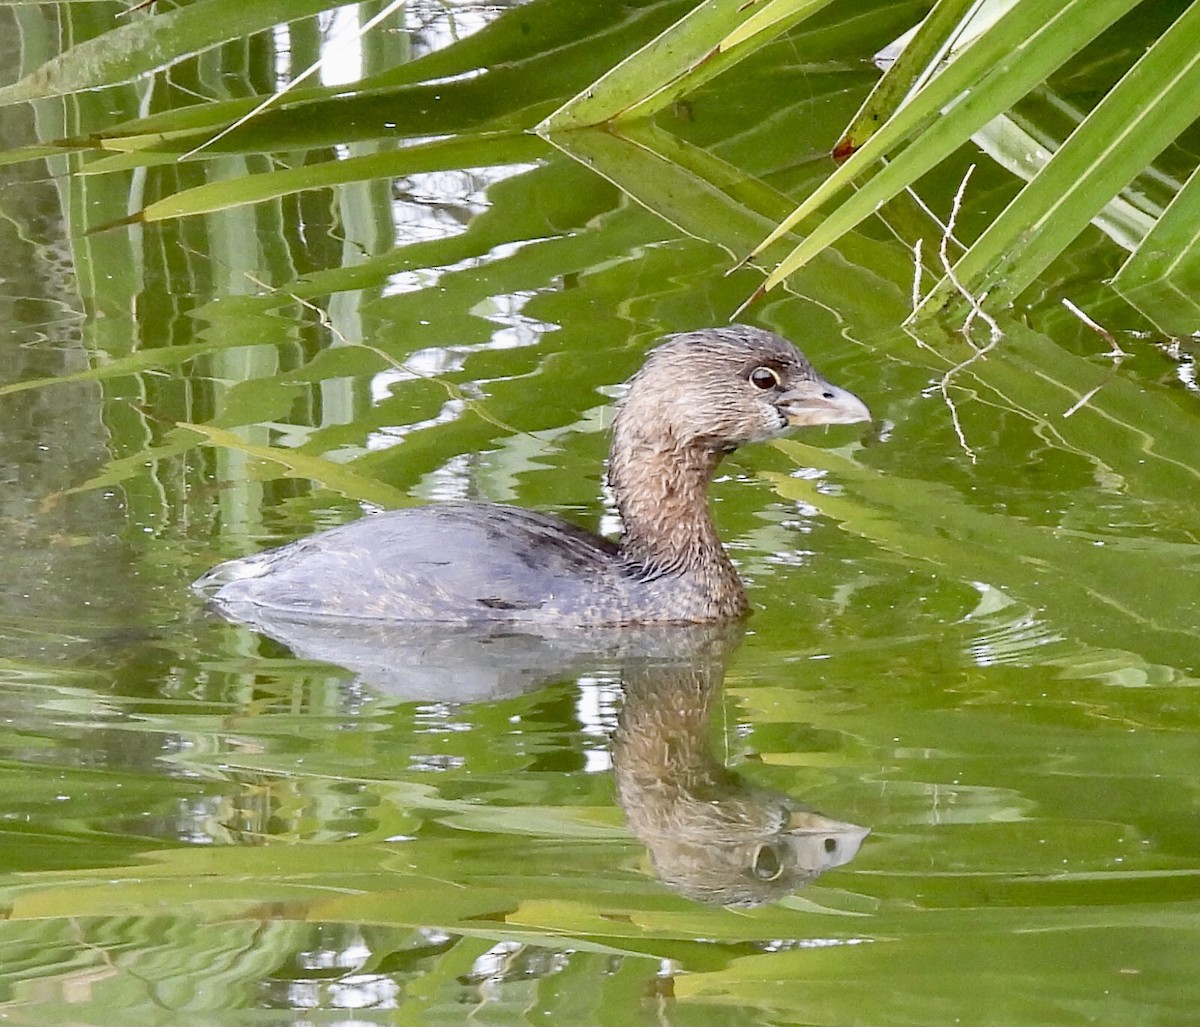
<box><xmin>1</xmin><ymin>839</ymin><xmax>870</xmax><ymax>950</ymax></box>
<box><xmin>544</xmin><ymin>122</ymin><xmax>912</xmax><ymax>327</ymax></box>
<box><xmin>40</xmin><ymin>428</ymin><xmax>201</xmax><ymax>510</ymax></box>
<box><xmin>9</xmin><ymin>0</ymin><xmax>693</xmax><ymax>179</ymax></box>
<box><xmin>1113</xmin><ymin>165</ymin><xmax>1200</xmax><ymax>334</ymax></box>
<box><xmin>0</xmin><ymin>341</ymin><xmax>229</xmax><ymax>397</ymax></box>
<box><xmin>506</xmin><ymin>895</ymin><xmax>867</xmax><ymax>943</ymax></box>
<box><xmin>1</xmin><ymin>6</ymin><xmax>1197</xmax><ymax>1023</ymax></box>
<box><xmin>672</xmin><ymin>889</ymin><xmax>1200</xmax><ymax>1017</ymax></box>
<box><xmin>130</xmin><ymin>132</ymin><xmax>543</xmax><ymax>221</ymax></box>
<box><xmin>179</xmin><ymin>423</ymin><xmax>411</xmax><ymax>507</ymax></box>
<box><xmin>0</xmin><ymin>0</ymin><xmax>338</xmax><ymax>105</ymax></box>
<box><xmin>769</xmin><ymin>430</ymin><xmax>1200</xmax><ymax>668</ymax></box>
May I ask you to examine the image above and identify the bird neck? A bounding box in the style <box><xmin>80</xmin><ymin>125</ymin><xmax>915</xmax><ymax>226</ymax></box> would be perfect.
<box><xmin>607</xmin><ymin>414</ymin><xmax>744</xmax><ymax>601</ymax></box>
<box><xmin>615</xmin><ymin>662</ymin><xmax>726</xmax><ymax>787</ymax></box>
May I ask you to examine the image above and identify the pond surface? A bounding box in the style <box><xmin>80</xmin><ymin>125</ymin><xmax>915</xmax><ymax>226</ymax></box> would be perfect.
<box><xmin>0</xmin><ymin>1</ymin><xmax>1197</xmax><ymax>1025</ymax></box>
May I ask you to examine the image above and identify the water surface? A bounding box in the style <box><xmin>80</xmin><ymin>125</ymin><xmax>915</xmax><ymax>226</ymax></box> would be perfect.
<box><xmin>0</xmin><ymin>2</ymin><xmax>1196</xmax><ymax>1024</ymax></box>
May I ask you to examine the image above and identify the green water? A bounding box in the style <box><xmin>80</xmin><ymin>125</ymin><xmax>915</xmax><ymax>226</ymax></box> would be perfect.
<box><xmin>0</xmin><ymin>1</ymin><xmax>1196</xmax><ymax>1024</ymax></box>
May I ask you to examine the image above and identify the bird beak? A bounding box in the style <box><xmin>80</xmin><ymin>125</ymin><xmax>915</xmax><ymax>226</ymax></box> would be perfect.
<box><xmin>785</xmin><ymin>809</ymin><xmax>871</xmax><ymax>839</ymax></box>
<box><xmin>780</xmin><ymin>812</ymin><xmax>872</xmax><ymax>872</ymax></box>
<box><xmin>778</xmin><ymin>379</ymin><xmax>871</xmax><ymax>427</ymax></box>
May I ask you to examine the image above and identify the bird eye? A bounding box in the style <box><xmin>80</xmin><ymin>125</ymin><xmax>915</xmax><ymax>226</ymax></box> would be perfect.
<box><xmin>751</xmin><ymin>843</ymin><xmax>784</xmax><ymax>881</ymax></box>
<box><xmin>749</xmin><ymin>366</ymin><xmax>780</xmax><ymax>390</ymax></box>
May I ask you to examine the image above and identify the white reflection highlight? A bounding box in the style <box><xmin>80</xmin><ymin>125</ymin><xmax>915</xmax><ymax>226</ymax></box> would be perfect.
<box><xmin>319</xmin><ymin>7</ymin><xmax>364</xmax><ymax>86</ymax></box>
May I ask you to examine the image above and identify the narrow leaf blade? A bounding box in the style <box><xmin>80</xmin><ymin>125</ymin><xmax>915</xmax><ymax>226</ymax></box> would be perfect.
<box><xmin>750</xmin><ymin>0</ymin><xmax>1136</xmax><ymax>279</ymax></box>
<box><xmin>537</xmin><ymin>0</ymin><xmax>836</xmax><ymax>131</ymax></box>
<box><xmin>925</xmin><ymin>0</ymin><xmax>1200</xmax><ymax>311</ymax></box>
<box><xmin>835</xmin><ymin>0</ymin><xmax>982</xmax><ymax>158</ymax></box>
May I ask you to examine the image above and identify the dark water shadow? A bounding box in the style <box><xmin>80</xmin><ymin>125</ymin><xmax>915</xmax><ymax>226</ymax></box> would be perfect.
<box><xmin>204</xmin><ymin>603</ymin><xmax>869</xmax><ymax>906</ymax></box>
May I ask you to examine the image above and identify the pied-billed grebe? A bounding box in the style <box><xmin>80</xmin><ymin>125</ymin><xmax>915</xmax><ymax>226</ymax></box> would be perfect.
<box><xmin>194</xmin><ymin>325</ymin><xmax>870</xmax><ymax>624</ymax></box>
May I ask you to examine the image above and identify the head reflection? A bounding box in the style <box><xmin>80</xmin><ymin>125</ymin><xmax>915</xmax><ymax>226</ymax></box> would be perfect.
<box><xmin>613</xmin><ymin>624</ymin><xmax>868</xmax><ymax>907</ymax></box>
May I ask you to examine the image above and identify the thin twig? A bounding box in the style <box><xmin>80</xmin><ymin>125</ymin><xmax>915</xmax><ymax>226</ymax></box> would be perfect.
<box><xmin>911</xmin><ymin>237</ymin><xmax>923</xmax><ymax>314</ymax></box>
<box><xmin>118</xmin><ymin>0</ymin><xmax>158</xmax><ymax>15</ymax></box>
<box><xmin>917</xmin><ymin>165</ymin><xmax>1005</xmax><ymax>461</ymax></box>
<box><xmin>1062</xmin><ymin>298</ymin><xmax>1129</xmax><ymax>357</ymax></box>
<box><xmin>940</xmin><ymin>165</ymin><xmax>1002</xmax><ymax>347</ymax></box>
<box><xmin>938</xmin><ymin>331</ymin><xmax>1001</xmax><ymax>463</ymax></box>
<box><xmin>1062</xmin><ymin>379</ymin><xmax>1108</xmax><ymax>418</ymax></box>
<box><xmin>1060</xmin><ymin>298</ymin><xmax>1128</xmax><ymax>418</ymax></box>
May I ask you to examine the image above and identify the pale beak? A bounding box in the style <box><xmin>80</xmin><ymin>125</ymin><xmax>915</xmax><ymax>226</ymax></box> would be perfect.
<box><xmin>783</xmin><ymin>810</ymin><xmax>872</xmax><ymax>871</ymax></box>
<box><xmin>778</xmin><ymin>379</ymin><xmax>871</xmax><ymax>427</ymax></box>
<box><xmin>785</xmin><ymin>809</ymin><xmax>871</xmax><ymax>838</ymax></box>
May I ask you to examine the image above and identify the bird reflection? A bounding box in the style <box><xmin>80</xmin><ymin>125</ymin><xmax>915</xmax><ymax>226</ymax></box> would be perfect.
<box><xmin>201</xmin><ymin>606</ymin><xmax>868</xmax><ymax>906</ymax></box>
<box><xmin>614</xmin><ymin>625</ymin><xmax>868</xmax><ymax>907</ymax></box>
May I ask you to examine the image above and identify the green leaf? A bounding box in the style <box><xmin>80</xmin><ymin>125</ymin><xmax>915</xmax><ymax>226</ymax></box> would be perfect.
<box><xmin>40</xmin><ymin>428</ymin><xmax>202</xmax><ymax>510</ymax></box>
<box><xmin>1111</xmin><ymin>164</ymin><xmax>1200</xmax><ymax>334</ymax></box>
<box><xmin>835</xmin><ymin>0</ymin><xmax>980</xmax><ymax>157</ymax></box>
<box><xmin>543</xmin><ymin>122</ymin><xmax>778</xmax><ymax>256</ymax></box>
<box><xmin>0</xmin><ymin>340</ymin><xmax>228</xmax><ymax>397</ymax></box>
<box><xmin>544</xmin><ymin>121</ymin><xmax>912</xmax><ymax>327</ymax></box>
<box><xmin>922</xmin><ymin>0</ymin><xmax>1200</xmax><ymax>312</ymax></box>
<box><xmin>538</xmin><ymin>0</ymin><xmax>838</xmax><ymax>131</ymax></box>
<box><xmin>54</xmin><ymin>0</ymin><xmax>689</xmax><ymax>168</ymax></box>
<box><xmin>750</xmin><ymin>0</ymin><xmax>1136</xmax><ymax>293</ymax></box>
<box><xmin>0</xmin><ymin>143</ymin><xmax>86</xmax><ymax>170</ymax></box>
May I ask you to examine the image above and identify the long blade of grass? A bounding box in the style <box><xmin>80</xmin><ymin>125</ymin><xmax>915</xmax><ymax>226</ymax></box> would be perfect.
<box><xmin>835</xmin><ymin>0</ymin><xmax>982</xmax><ymax>157</ymax></box>
<box><xmin>537</xmin><ymin>0</ymin><xmax>837</xmax><ymax>131</ymax></box>
<box><xmin>546</xmin><ymin>122</ymin><xmax>913</xmax><ymax>325</ymax></box>
<box><xmin>0</xmin><ymin>340</ymin><xmax>228</xmax><ymax>397</ymax></box>
<box><xmin>968</xmin><ymin>99</ymin><xmax>1161</xmax><ymax>251</ymax></box>
<box><xmin>0</xmin><ymin>143</ymin><xmax>87</xmax><ymax>170</ymax></box>
<box><xmin>79</xmin><ymin>81</ymin><xmax>549</xmax><ymax>167</ymax></box>
<box><xmin>42</xmin><ymin>429</ymin><xmax>203</xmax><ymax>510</ymax></box>
<box><xmin>922</xmin><ymin>0</ymin><xmax>1200</xmax><ymax>312</ymax></box>
<box><xmin>544</xmin><ymin>124</ymin><xmax>776</xmax><ymax>255</ymax></box>
<box><xmin>1112</xmin><ymin>163</ymin><xmax>1200</xmax><ymax>297</ymax></box>
<box><xmin>1111</xmin><ymin>161</ymin><xmax>1200</xmax><ymax>334</ymax></box>
<box><xmin>1113</xmin><ymin>277</ymin><xmax>1200</xmax><ymax>338</ymax></box>
<box><xmin>55</xmin><ymin>0</ymin><xmax>685</xmax><ymax>150</ymax></box>
<box><xmin>746</xmin><ymin>0</ymin><xmax>1136</xmax><ymax>290</ymax></box>
<box><xmin>717</xmin><ymin>0</ymin><xmax>834</xmax><ymax>51</ymax></box>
